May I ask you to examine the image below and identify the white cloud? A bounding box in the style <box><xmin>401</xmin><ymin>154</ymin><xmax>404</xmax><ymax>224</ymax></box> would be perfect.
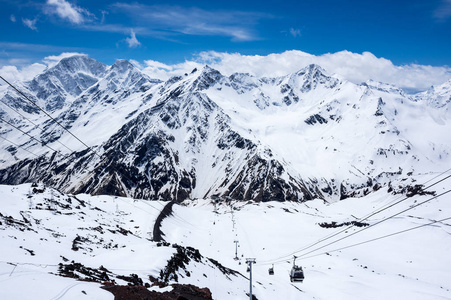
<box><xmin>434</xmin><ymin>0</ymin><xmax>451</xmax><ymax>20</ymax></box>
<box><xmin>45</xmin><ymin>0</ymin><xmax>90</xmax><ymax>24</ymax></box>
<box><xmin>289</xmin><ymin>28</ymin><xmax>301</xmax><ymax>37</ymax></box>
<box><xmin>129</xmin><ymin>59</ymin><xmax>144</xmax><ymax>69</ymax></box>
<box><xmin>125</xmin><ymin>30</ymin><xmax>141</xmax><ymax>48</ymax></box>
<box><xmin>22</xmin><ymin>18</ymin><xmax>38</xmax><ymax>31</ymax></box>
<box><xmin>140</xmin><ymin>50</ymin><xmax>451</xmax><ymax>92</ymax></box>
<box><xmin>100</xmin><ymin>10</ymin><xmax>108</xmax><ymax>24</ymax></box>
<box><xmin>113</xmin><ymin>3</ymin><xmax>269</xmax><ymax>41</ymax></box>
<box><xmin>10</xmin><ymin>15</ymin><xmax>16</xmax><ymax>22</ymax></box>
<box><xmin>141</xmin><ymin>59</ymin><xmax>200</xmax><ymax>81</ymax></box>
<box><xmin>2</xmin><ymin>50</ymin><xmax>450</xmax><ymax>93</ymax></box>
<box><xmin>0</xmin><ymin>52</ymin><xmax>86</xmax><ymax>84</ymax></box>
<box><xmin>144</xmin><ymin>60</ymin><xmax>172</xmax><ymax>70</ymax></box>
<box><xmin>42</xmin><ymin>52</ymin><xmax>87</xmax><ymax>67</ymax></box>
<box><xmin>0</xmin><ymin>63</ymin><xmax>46</xmax><ymax>83</ymax></box>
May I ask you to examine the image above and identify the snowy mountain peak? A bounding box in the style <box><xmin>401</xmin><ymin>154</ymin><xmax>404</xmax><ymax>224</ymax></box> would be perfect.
<box><xmin>199</xmin><ymin>65</ymin><xmax>223</xmax><ymax>79</ymax></box>
<box><xmin>19</xmin><ymin>55</ymin><xmax>108</xmax><ymax>111</ymax></box>
<box><xmin>1</xmin><ymin>54</ymin><xmax>451</xmax><ymax>203</ymax></box>
<box><xmin>362</xmin><ymin>79</ymin><xmax>406</xmax><ymax>96</ymax></box>
<box><xmin>287</xmin><ymin>63</ymin><xmax>340</xmax><ymax>93</ymax></box>
<box><xmin>101</xmin><ymin>58</ymin><xmax>157</xmax><ymax>91</ymax></box>
<box><xmin>201</xmin><ymin>64</ymin><xmax>219</xmax><ymax>73</ymax></box>
<box><xmin>299</xmin><ymin>63</ymin><xmax>326</xmax><ymax>75</ymax></box>
<box><xmin>292</xmin><ymin>64</ymin><xmax>329</xmax><ymax>79</ymax></box>
<box><xmin>190</xmin><ymin>65</ymin><xmax>224</xmax><ymax>91</ymax></box>
<box><xmin>110</xmin><ymin>59</ymin><xmax>135</xmax><ymax>73</ymax></box>
<box><xmin>50</xmin><ymin>55</ymin><xmax>108</xmax><ymax>77</ymax></box>
<box><xmin>228</xmin><ymin>72</ymin><xmax>259</xmax><ymax>94</ymax></box>
<box><xmin>414</xmin><ymin>78</ymin><xmax>451</xmax><ymax>109</ymax></box>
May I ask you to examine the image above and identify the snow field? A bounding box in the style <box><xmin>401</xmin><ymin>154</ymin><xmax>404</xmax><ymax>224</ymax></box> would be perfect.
<box><xmin>0</xmin><ymin>171</ymin><xmax>451</xmax><ymax>299</ymax></box>
<box><xmin>162</xmin><ymin>180</ymin><xmax>451</xmax><ymax>299</ymax></box>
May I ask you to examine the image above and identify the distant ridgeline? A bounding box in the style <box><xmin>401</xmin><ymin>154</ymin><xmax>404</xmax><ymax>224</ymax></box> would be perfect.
<box><xmin>1</xmin><ymin>55</ymin><xmax>450</xmax><ymax>202</ymax></box>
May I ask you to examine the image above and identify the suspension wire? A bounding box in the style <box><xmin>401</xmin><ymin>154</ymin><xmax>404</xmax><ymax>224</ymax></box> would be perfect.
<box><xmin>420</xmin><ymin>167</ymin><xmax>451</xmax><ymax>188</ymax></box>
<box><xmin>0</xmin><ymin>76</ymin><xmax>100</xmax><ymax>158</ymax></box>
<box><xmin>301</xmin><ymin>172</ymin><xmax>451</xmax><ymax>256</ymax></box>
<box><xmin>258</xmin><ymin>187</ymin><xmax>451</xmax><ymax>266</ymax></box>
<box><xmin>0</xmin><ymin>99</ymin><xmax>39</xmax><ymax>127</ymax></box>
<box><xmin>0</xmin><ymin>120</ymin><xmax>99</xmax><ymax>195</ymax></box>
<box><xmin>257</xmin><ymin>169</ymin><xmax>451</xmax><ymax>265</ymax></box>
<box><xmin>0</xmin><ymin>77</ymin><xmax>199</xmax><ymax>224</ymax></box>
<box><xmin>298</xmin><ymin>215</ymin><xmax>451</xmax><ymax>261</ymax></box>
<box><xmin>115</xmin><ymin>196</ymin><xmax>161</xmax><ymax>215</ymax></box>
<box><xmin>0</xmin><ymin>77</ymin><xmax>121</xmax><ymax>194</ymax></box>
<box><xmin>0</xmin><ymin>135</ymin><xmax>40</xmax><ymax>158</ymax></box>
<box><xmin>0</xmin><ymin>116</ymin><xmax>61</xmax><ymax>154</ymax></box>
<box><xmin>0</xmin><ymin>100</ymin><xmax>76</xmax><ymax>153</ymax></box>
<box><xmin>0</xmin><ymin>76</ymin><xmax>198</xmax><ymax>234</ymax></box>
<box><xmin>297</xmin><ymin>188</ymin><xmax>450</xmax><ymax>259</ymax></box>
<box><xmin>0</xmin><ymin>78</ymin><xmax>108</xmax><ymax>196</ymax></box>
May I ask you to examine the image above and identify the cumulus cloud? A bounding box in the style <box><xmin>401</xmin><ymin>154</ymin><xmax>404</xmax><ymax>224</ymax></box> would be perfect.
<box><xmin>22</xmin><ymin>18</ymin><xmax>38</xmax><ymax>31</ymax></box>
<box><xmin>10</xmin><ymin>15</ymin><xmax>16</xmax><ymax>22</ymax></box>
<box><xmin>2</xmin><ymin>50</ymin><xmax>450</xmax><ymax>93</ymax></box>
<box><xmin>140</xmin><ymin>59</ymin><xmax>201</xmax><ymax>81</ymax></box>
<box><xmin>0</xmin><ymin>52</ymin><xmax>87</xmax><ymax>84</ymax></box>
<box><xmin>125</xmin><ymin>30</ymin><xmax>141</xmax><ymax>48</ymax></box>
<box><xmin>129</xmin><ymin>59</ymin><xmax>144</xmax><ymax>69</ymax></box>
<box><xmin>45</xmin><ymin>0</ymin><xmax>91</xmax><ymax>24</ymax></box>
<box><xmin>113</xmin><ymin>3</ymin><xmax>269</xmax><ymax>41</ymax></box>
<box><xmin>0</xmin><ymin>63</ymin><xmax>46</xmax><ymax>84</ymax></box>
<box><xmin>139</xmin><ymin>50</ymin><xmax>451</xmax><ymax>92</ymax></box>
<box><xmin>42</xmin><ymin>52</ymin><xmax>87</xmax><ymax>67</ymax></box>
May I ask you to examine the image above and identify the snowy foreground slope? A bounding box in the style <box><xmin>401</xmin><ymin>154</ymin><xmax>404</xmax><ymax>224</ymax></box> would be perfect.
<box><xmin>1</xmin><ymin>177</ymin><xmax>450</xmax><ymax>299</ymax></box>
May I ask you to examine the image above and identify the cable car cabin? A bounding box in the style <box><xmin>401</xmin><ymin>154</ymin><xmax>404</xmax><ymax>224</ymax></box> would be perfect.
<box><xmin>268</xmin><ymin>266</ymin><xmax>274</xmax><ymax>275</ymax></box>
<box><xmin>290</xmin><ymin>266</ymin><xmax>304</xmax><ymax>282</ymax></box>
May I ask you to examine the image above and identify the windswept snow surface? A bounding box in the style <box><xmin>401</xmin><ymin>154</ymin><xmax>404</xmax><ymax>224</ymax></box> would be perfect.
<box><xmin>1</xmin><ymin>177</ymin><xmax>451</xmax><ymax>299</ymax></box>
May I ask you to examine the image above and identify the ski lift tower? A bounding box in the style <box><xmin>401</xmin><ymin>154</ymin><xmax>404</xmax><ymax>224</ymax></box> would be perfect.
<box><xmin>246</xmin><ymin>258</ymin><xmax>256</xmax><ymax>300</ymax></box>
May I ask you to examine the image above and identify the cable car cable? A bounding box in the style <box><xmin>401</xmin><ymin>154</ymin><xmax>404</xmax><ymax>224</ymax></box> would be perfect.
<box><xmin>0</xmin><ymin>78</ymin><xmax>198</xmax><ymax>231</ymax></box>
<box><xmin>0</xmin><ymin>76</ymin><xmax>100</xmax><ymax>158</ymax></box>
<box><xmin>298</xmin><ymin>215</ymin><xmax>451</xmax><ymax>261</ymax></box>
<box><xmin>294</xmin><ymin>187</ymin><xmax>451</xmax><ymax>260</ymax></box>
<box><xmin>258</xmin><ymin>187</ymin><xmax>451</xmax><ymax>265</ymax></box>
<box><xmin>0</xmin><ymin>135</ymin><xmax>40</xmax><ymax>158</ymax></box>
<box><xmin>257</xmin><ymin>169</ymin><xmax>451</xmax><ymax>265</ymax></box>
<box><xmin>0</xmin><ymin>100</ymin><xmax>76</xmax><ymax>153</ymax></box>
<box><xmin>0</xmin><ymin>116</ymin><xmax>61</xmax><ymax>154</ymax></box>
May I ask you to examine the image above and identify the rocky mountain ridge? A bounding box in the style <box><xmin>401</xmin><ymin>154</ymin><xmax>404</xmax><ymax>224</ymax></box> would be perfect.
<box><xmin>0</xmin><ymin>55</ymin><xmax>450</xmax><ymax>202</ymax></box>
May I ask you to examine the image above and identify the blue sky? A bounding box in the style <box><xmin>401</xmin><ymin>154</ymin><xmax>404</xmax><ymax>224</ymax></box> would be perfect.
<box><xmin>1</xmin><ymin>0</ymin><xmax>450</xmax><ymax>68</ymax></box>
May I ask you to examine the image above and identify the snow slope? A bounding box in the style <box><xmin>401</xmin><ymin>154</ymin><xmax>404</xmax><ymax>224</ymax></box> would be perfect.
<box><xmin>1</xmin><ymin>175</ymin><xmax>450</xmax><ymax>299</ymax></box>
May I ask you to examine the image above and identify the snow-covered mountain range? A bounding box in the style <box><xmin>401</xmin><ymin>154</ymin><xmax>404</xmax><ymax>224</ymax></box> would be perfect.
<box><xmin>1</xmin><ymin>55</ymin><xmax>451</xmax><ymax>299</ymax></box>
<box><xmin>1</xmin><ymin>54</ymin><xmax>450</xmax><ymax>202</ymax></box>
